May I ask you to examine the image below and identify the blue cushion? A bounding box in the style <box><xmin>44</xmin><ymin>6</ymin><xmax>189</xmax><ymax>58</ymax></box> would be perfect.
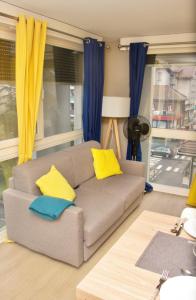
<box><xmin>29</xmin><ymin>196</ymin><xmax>75</xmax><ymax>221</ymax></box>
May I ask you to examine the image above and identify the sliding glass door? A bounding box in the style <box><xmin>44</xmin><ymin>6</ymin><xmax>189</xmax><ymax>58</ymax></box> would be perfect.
<box><xmin>140</xmin><ymin>53</ymin><xmax>196</xmax><ymax>195</ymax></box>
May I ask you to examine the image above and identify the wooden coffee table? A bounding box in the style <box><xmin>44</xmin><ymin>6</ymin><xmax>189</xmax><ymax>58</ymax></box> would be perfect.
<box><xmin>76</xmin><ymin>210</ymin><xmax>190</xmax><ymax>300</ymax></box>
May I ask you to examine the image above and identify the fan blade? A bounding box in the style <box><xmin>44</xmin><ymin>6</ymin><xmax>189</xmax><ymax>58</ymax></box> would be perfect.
<box><xmin>140</xmin><ymin>123</ymin><xmax>150</xmax><ymax>135</ymax></box>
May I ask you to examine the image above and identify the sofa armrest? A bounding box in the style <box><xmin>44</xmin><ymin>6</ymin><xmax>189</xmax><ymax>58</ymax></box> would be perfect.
<box><xmin>3</xmin><ymin>188</ymin><xmax>84</xmax><ymax>267</ymax></box>
<box><xmin>119</xmin><ymin>159</ymin><xmax>145</xmax><ymax>177</ymax></box>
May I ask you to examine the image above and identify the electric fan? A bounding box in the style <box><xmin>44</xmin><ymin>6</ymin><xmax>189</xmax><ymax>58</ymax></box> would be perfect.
<box><xmin>123</xmin><ymin>115</ymin><xmax>151</xmax><ymax>160</ymax></box>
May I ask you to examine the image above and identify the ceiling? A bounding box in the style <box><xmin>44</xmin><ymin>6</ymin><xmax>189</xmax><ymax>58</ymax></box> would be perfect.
<box><xmin>3</xmin><ymin>0</ymin><xmax>196</xmax><ymax>40</ymax></box>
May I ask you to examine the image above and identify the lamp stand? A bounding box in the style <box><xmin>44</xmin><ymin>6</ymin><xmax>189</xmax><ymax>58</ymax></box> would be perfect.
<box><xmin>103</xmin><ymin>118</ymin><xmax>121</xmax><ymax>159</ymax></box>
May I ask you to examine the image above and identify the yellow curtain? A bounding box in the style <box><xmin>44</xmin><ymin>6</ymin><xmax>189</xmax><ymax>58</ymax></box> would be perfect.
<box><xmin>187</xmin><ymin>174</ymin><xmax>196</xmax><ymax>207</ymax></box>
<box><xmin>16</xmin><ymin>16</ymin><xmax>47</xmax><ymax>164</ymax></box>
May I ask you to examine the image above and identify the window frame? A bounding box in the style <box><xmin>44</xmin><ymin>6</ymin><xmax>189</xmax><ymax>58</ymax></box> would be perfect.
<box><xmin>146</xmin><ymin>63</ymin><xmax>196</xmax><ymax>196</ymax></box>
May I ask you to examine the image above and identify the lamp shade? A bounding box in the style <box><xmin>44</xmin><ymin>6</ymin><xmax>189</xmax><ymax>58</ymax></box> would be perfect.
<box><xmin>102</xmin><ymin>96</ymin><xmax>130</xmax><ymax>118</ymax></box>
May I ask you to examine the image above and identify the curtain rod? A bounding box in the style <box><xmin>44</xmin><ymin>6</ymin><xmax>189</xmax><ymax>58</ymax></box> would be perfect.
<box><xmin>0</xmin><ymin>12</ymin><xmax>90</xmax><ymax>42</ymax></box>
<box><xmin>118</xmin><ymin>43</ymin><xmax>149</xmax><ymax>49</ymax></box>
<box><xmin>118</xmin><ymin>41</ymin><xmax>196</xmax><ymax>49</ymax></box>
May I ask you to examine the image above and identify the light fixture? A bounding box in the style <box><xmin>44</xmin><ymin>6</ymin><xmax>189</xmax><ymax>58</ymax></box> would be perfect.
<box><xmin>102</xmin><ymin>96</ymin><xmax>130</xmax><ymax>159</ymax></box>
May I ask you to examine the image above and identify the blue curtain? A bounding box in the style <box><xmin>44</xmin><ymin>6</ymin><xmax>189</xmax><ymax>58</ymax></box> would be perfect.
<box><xmin>126</xmin><ymin>42</ymin><xmax>148</xmax><ymax>161</ymax></box>
<box><xmin>83</xmin><ymin>38</ymin><xmax>105</xmax><ymax>142</ymax></box>
<box><xmin>126</xmin><ymin>42</ymin><xmax>153</xmax><ymax>193</ymax></box>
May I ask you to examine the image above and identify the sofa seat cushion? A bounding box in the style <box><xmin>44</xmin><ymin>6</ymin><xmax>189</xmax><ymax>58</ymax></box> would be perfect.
<box><xmin>80</xmin><ymin>174</ymin><xmax>145</xmax><ymax>210</ymax></box>
<box><xmin>75</xmin><ymin>188</ymin><xmax>124</xmax><ymax>247</ymax></box>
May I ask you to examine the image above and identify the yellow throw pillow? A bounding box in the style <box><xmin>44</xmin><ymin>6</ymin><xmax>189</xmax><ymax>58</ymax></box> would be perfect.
<box><xmin>187</xmin><ymin>175</ymin><xmax>196</xmax><ymax>207</ymax></box>
<box><xmin>36</xmin><ymin>165</ymin><xmax>76</xmax><ymax>201</ymax></box>
<box><xmin>91</xmin><ymin>148</ymin><xmax>123</xmax><ymax>180</ymax></box>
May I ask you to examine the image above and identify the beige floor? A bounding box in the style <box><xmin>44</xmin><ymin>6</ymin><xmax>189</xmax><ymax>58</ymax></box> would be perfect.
<box><xmin>0</xmin><ymin>191</ymin><xmax>186</xmax><ymax>300</ymax></box>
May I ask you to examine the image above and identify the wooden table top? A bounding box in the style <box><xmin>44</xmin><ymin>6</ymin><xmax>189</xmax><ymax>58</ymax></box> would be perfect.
<box><xmin>76</xmin><ymin>210</ymin><xmax>192</xmax><ymax>300</ymax></box>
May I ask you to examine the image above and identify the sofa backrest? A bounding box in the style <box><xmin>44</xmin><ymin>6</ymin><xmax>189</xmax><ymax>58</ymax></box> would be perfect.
<box><xmin>65</xmin><ymin>140</ymin><xmax>100</xmax><ymax>187</ymax></box>
<box><xmin>13</xmin><ymin>140</ymin><xmax>100</xmax><ymax>195</ymax></box>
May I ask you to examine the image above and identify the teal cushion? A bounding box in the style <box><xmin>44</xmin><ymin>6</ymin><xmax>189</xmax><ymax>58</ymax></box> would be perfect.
<box><xmin>29</xmin><ymin>196</ymin><xmax>75</xmax><ymax>221</ymax></box>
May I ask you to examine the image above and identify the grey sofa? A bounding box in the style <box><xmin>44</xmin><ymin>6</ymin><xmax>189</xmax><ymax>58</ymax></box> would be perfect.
<box><xmin>3</xmin><ymin>141</ymin><xmax>145</xmax><ymax>267</ymax></box>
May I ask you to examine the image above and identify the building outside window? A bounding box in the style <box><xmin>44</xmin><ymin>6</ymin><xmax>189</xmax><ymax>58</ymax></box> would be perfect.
<box><xmin>152</xmin><ymin>67</ymin><xmax>196</xmax><ymax>130</ymax></box>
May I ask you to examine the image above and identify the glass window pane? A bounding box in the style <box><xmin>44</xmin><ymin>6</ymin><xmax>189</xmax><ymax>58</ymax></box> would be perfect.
<box><xmin>43</xmin><ymin>44</ymin><xmax>83</xmax><ymax>137</ymax></box>
<box><xmin>149</xmin><ymin>137</ymin><xmax>196</xmax><ymax>189</ymax></box>
<box><xmin>0</xmin><ymin>39</ymin><xmax>17</xmax><ymax>140</ymax></box>
<box><xmin>152</xmin><ymin>66</ymin><xmax>196</xmax><ymax>130</ymax></box>
<box><xmin>0</xmin><ymin>158</ymin><xmax>17</xmax><ymax>229</ymax></box>
<box><xmin>35</xmin><ymin>138</ymin><xmax>83</xmax><ymax>158</ymax></box>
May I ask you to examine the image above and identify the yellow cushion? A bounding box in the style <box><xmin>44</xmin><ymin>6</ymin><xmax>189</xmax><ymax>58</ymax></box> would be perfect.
<box><xmin>91</xmin><ymin>148</ymin><xmax>123</xmax><ymax>180</ymax></box>
<box><xmin>187</xmin><ymin>174</ymin><xmax>196</xmax><ymax>207</ymax></box>
<box><xmin>36</xmin><ymin>165</ymin><xmax>76</xmax><ymax>201</ymax></box>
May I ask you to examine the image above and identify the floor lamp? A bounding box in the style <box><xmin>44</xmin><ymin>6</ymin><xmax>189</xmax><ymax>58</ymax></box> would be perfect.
<box><xmin>102</xmin><ymin>96</ymin><xmax>130</xmax><ymax>159</ymax></box>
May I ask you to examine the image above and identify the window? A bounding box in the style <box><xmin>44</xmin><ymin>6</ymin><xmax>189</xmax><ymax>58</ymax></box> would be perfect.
<box><xmin>150</xmin><ymin>137</ymin><xmax>193</xmax><ymax>188</ymax></box>
<box><xmin>0</xmin><ymin>39</ymin><xmax>17</xmax><ymax>141</ymax></box>
<box><xmin>0</xmin><ymin>158</ymin><xmax>17</xmax><ymax>228</ymax></box>
<box><xmin>152</xmin><ymin>66</ymin><xmax>196</xmax><ymax>131</ymax></box>
<box><xmin>140</xmin><ymin>53</ymin><xmax>196</xmax><ymax>195</ymax></box>
<box><xmin>0</xmin><ymin>31</ymin><xmax>83</xmax><ymax>229</ymax></box>
<box><xmin>43</xmin><ymin>45</ymin><xmax>83</xmax><ymax>137</ymax></box>
<box><xmin>35</xmin><ymin>138</ymin><xmax>83</xmax><ymax>158</ymax></box>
